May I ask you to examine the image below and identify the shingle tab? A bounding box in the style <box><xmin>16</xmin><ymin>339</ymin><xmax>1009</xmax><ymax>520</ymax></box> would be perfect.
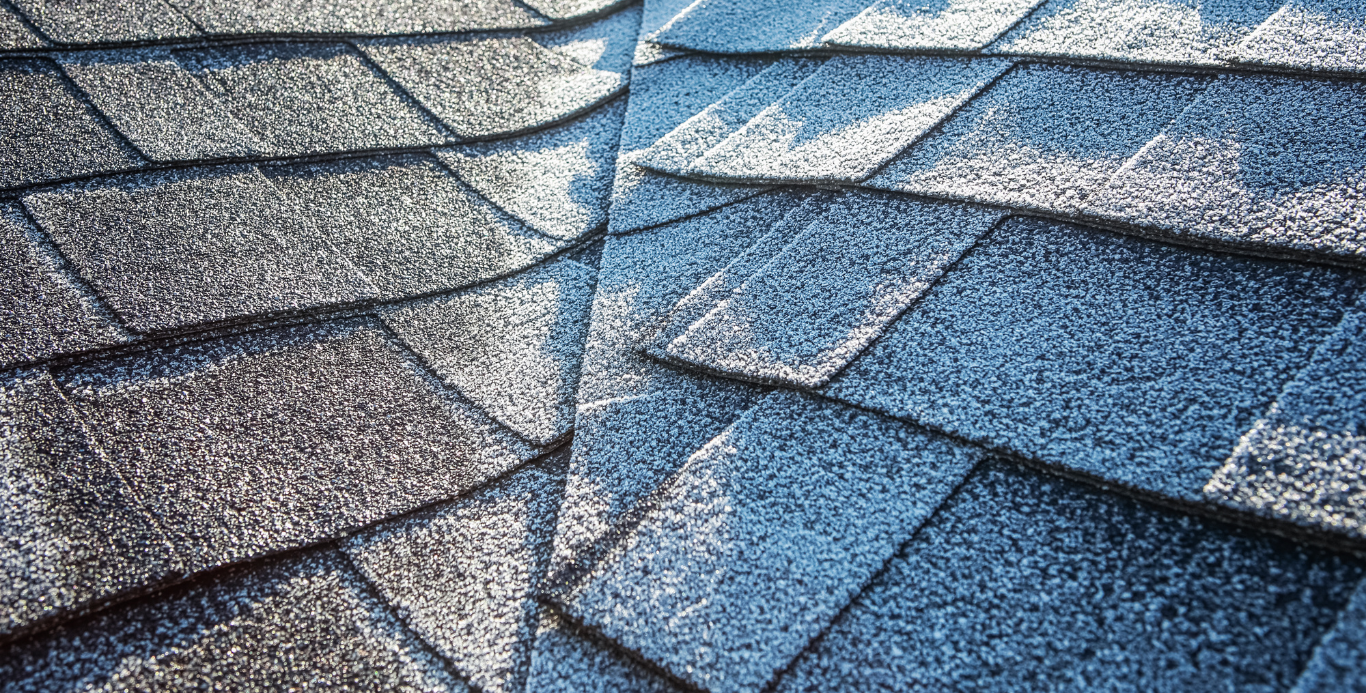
<box><xmin>167</xmin><ymin>0</ymin><xmax>544</xmax><ymax>36</ymax></box>
<box><xmin>991</xmin><ymin>0</ymin><xmax>1283</xmax><ymax>66</ymax></box>
<box><xmin>0</xmin><ymin>368</ymin><xmax>178</xmax><ymax>639</ymax></box>
<box><xmin>1084</xmin><ymin>74</ymin><xmax>1366</xmax><ymax>263</ymax></box>
<box><xmin>553</xmin><ymin>390</ymin><xmax>981</xmax><ymax>693</ymax></box>
<box><xmin>0</xmin><ymin>205</ymin><xmax>127</xmax><ymax>368</ymax></box>
<box><xmin>1236</xmin><ymin>0</ymin><xmax>1366</xmax><ymax>74</ymax></box>
<box><xmin>822</xmin><ymin>217</ymin><xmax>1361</xmax><ymax>502</ymax></box>
<box><xmin>867</xmin><ymin>64</ymin><xmax>1207</xmax><ymax>214</ymax></box>
<box><xmin>776</xmin><ymin>460</ymin><xmax>1362</xmax><ymax>692</ymax></box>
<box><xmin>0</xmin><ymin>551</ymin><xmax>467</xmax><ymax>692</ymax></box>
<box><xmin>821</xmin><ymin>0</ymin><xmax>1044</xmax><ymax>51</ymax></box>
<box><xmin>439</xmin><ymin>98</ymin><xmax>626</xmax><ymax>241</ymax></box>
<box><xmin>0</xmin><ymin>59</ymin><xmax>142</xmax><ymax>190</ymax></box>
<box><xmin>524</xmin><ymin>0</ymin><xmax>627</xmax><ymax>21</ymax></box>
<box><xmin>361</xmin><ymin>36</ymin><xmax>623</xmax><ymax>140</ymax></box>
<box><xmin>0</xmin><ymin>4</ymin><xmax>44</xmax><ymax>49</ymax></box>
<box><xmin>23</xmin><ymin>165</ymin><xmax>374</xmax><ymax>334</ymax></box>
<box><xmin>526</xmin><ymin>610</ymin><xmax>685</xmax><ymax>693</ymax></box>
<box><xmin>174</xmin><ymin>43</ymin><xmax>445</xmax><ymax>156</ymax></box>
<box><xmin>652</xmin><ymin>192</ymin><xmax>1002</xmax><ymax>388</ymax></box>
<box><xmin>650</xmin><ymin>0</ymin><xmax>871</xmax><ymax>53</ymax></box>
<box><xmin>1294</xmin><ymin>578</ymin><xmax>1366</xmax><ymax>692</ymax></box>
<box><xmin>535</xmin><ymin>3</ymin><xmax>642</xmax><ymax>76</ymax></box>
<box><xmin>57</xmin><ymin>319</ymin><xmax>540</xmax><ymax>573</ymax></box>
<box><xmin>381</xmin><ymin>260</ymin><xmax>596</xmax><ymax>447</ymax></box>
<box><xmin>9</xmin><ymin>0</ymin><xmax>198</xmax><ymax>44</ymax></box>
<box><xmin>635</xmin><ymin>0</ymin><xmax>699</xmax><ymax>65</ymax></box>
<box><xmin>263</xmin><ymin>154</ymin><xmax>558</xmax><ymax>301</ymax></box>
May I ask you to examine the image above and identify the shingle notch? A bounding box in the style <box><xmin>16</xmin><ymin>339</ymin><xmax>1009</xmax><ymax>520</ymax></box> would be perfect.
<box><xmin>822</xmin><ymin>0</ymin><xmax>1044</xmax><ymax>51</ymax></box>
<box><xmin>650</xmin><ymin>0</ymin><xmax>871</xmax><ymax>53</ymax></box>
<box><xmin>1236</xmin><ymin>0</ymin><xmax>1366</xmax><ymax>74</ymax></box>
<box><xmin>167</xmin><ymin>0</ymin><xmax>544</xmax><ymax>37</ymax></box>
<box><xmin>9</xmin><ymin>0</ymin><xmax>197</xmax><ymax>44</ymax></box>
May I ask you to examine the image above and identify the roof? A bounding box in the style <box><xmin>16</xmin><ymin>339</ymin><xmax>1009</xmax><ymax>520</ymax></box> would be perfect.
<box><xmin>0</xmin><ymin>0</ymin><xmax>1364</xmax><ymax>690</ymax></box>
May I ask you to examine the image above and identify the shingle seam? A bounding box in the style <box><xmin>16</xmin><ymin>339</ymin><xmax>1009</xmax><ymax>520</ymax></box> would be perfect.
<box><xmin>532</xmin><ymin>598</ymin><xmax>711</xmax><ymax>693</ymax></box>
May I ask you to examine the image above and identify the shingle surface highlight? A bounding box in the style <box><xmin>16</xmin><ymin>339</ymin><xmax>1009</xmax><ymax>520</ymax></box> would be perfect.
<box><xmin>525</xmin><ymin>610</ymin><xmax>685</xmax><ymax>693</ymax></box>
<box><xmin>535</xmin><ymin>3</ymin><xmax>642</xmax><ymax>76</ymax></box>
<box><xmin>821</xmin><ymin>0</ymin><xmax>1044</xmax><ymax>51</ymax></box>
<box><xmin>776</xmin><ymin>460</ymin><xmax>1363</xmax><ymax>692</ymax></box>
<box><xmin>1236</xmin><ymin>0</ymin><xmax>1366</xmax><ymax>74</ymax></box>
<box><xmin>9</xmin><ymin>0</ymin><xmax>197</xmax><ymax>44</ymax></box>
<box><xmin>0</xmin><ymin>4</ymin><xmax>45</xmax><ymax>49</ymax></box>
<box><xmin>167</xmin><ymin>0</ymin><xmax>544</xmax><ymax>36</ymax></box>
<box><xmin>650</xmin><ymin>0</ymin><xmax>871</xmax><ymax>53</ymax></box>
<box><xmin>524</xmin><ymin>0</ymin><xmax>627</xmax><ymax>21</ymax></box>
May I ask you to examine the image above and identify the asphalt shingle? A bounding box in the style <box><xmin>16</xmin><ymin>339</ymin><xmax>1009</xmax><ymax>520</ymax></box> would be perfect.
<box><xmin>263</xmin><ymin>153</ymin><xmax>557</xmax><ymax>301</ymax></box>
<box><xmin>822</xmin><ymin>217</ymin><xmax>1361</xmax><ymax>502</ymax></box>
<box><xmin>867</xmin><ymin>64</ymin><xmax>1207</xmax><ymax>213</ymax></box>
<box><xmin>634</xmin><ymin>0</ymin><xmax>698</xmax><ymax>65</ymax></box>
<box><xmin>0</xmin><ymin>367</ymin><xmax>177</xmax><ymax>639</ymax></box>
<box><xmin>1236</xmin><ymin>0</ymin><xmax>1366</xmax><ymax>74</ymax></box>
<box><xmin>167</xmin><ymin>0</ymin><xmax>544</xmax><ymax>36</ymax></box>
<box><xmin>649</xmin><ymin>0</ymin><xmax>871</xmax><ymax>53</ymax></box>
<box><xmin>0</xmin><ymin>551</ymin><xmax>467</xmax><ymax>692</ymax></box>
<box><xmin>524</xmin><ymin>0</ymin><xmax>627</xmax><ymax>21</ymax></box>
<box><xmin>438</xmin><ymin>98</ymin><xmax>626</xmax><ymax>241</ymax></box>
<box><xmin>9</xmin><ymin>0</ymin><xmax>197</xmax><ymax>44</ymax></box>
<box><xmin>23</xmin><ymin>165</ymin><xmax>374</xmax><ymax>334</ymax></box>
<box><xmin>525</xmin><ymin>610</ymin><xmax>685</xmax><ymax>693</ymax></box>
<box><xmin>535</xmin><ymin>3</ymin><xmax>641</xmax><ymax>77</ymax></box>
<box><xmin>821</xmin><ymin>0</ymin><xmax>1044</xmax><ymax>51</ymax></box>
<box><xmin>0</xmin><ymin>4</ymin><xmax>44</xmax><ymax>49</ymax></box>
<box><xmin>1294</xmin><ymin>577</ymin><xmax>1366</xmax><ymax>692</ymax></box>
<box><xmin>775</xmin><ymin>460</ymin><xmax>1362</xmax><ymax>692</ymax></box>
<box><xmin>56</xmin><ymin>319</ymin><xmax>540</xmax><ymax>574</ymax></box>
<box><xmin>553</xmin><ymin>390</ymin><xmax>982</xmax><ymax>693</ymax></box>
<box><xmin>361</xmin><ymin>36</ymin><xmax>623</xmax><ymax>141</ymax></box>
<box><xmin>1084</xmin><ymin>74</ymin><xmax>1366</xmax><ymax>263</ymax></box>
<box><xmin>0</xmin><ymin>59</ymin><xmax>142</xmax><ymax>190</ymax></box>
<box><xmin>381</xmin><ymin>260</ymin><xmax>596</xmax><ymax>447</ymax></box>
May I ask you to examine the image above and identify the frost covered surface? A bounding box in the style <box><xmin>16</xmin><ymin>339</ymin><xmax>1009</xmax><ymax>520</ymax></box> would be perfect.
<box><xmin>822</xmin><ymin>0</ymin><xmax>1044</xmax><ymax>50</ymax></box>
<box><xmin>650</xmin><ymin>0</ymin><xmax>871</xmax><ymax>53</ymax></box>
<box><xmin>1235</xmin><ymin>0</ymin><xmax>1366</xmax><ymax>74</ymax></box>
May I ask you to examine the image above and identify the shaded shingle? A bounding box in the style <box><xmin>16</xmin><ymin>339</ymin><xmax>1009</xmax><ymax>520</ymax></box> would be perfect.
<box><xmin>0</xmin><ymin>59</ymin><xmax>142</xmax><ymax>190</ymax></box>
<box><xmin>9</xmin><ymin>0</ymin><xmax>197</xmax><ymax>44</ymax></box>
<box><xmin>0</xmin><ymin>551</ymin><xmax>467</xmax><ymax>692</ymax></box>
<box><xmin>1236</xmin><ymin>0</ymin><xmax>1366</xmax><ymax>74</ymax></box>
<box><xmin>553</xmin><ymin>390</ymin><xmax>982</xmax><ymax>693</ymax></box>
<box><xmin>1084</xmin><ymin>74</ymin><xmax>1366</xmax><ymax>263</ymax></box>
<box><xmin>776</xmin><ymin>460</ymin><xmax>1362</xmax><ymax>692</ymax></box>
<box><xmin>23</xmin><ymin>165</ymin><xmax>374</xmax><ymax>334</ymax></box>
<box><xmin>650</xmin><ymin>0</ymin><xmax>871</xmax><ymax>53</ymax></box>
<box><xmin>381</xmin><ymin>260</ymin><xmax>596</xmax><ymax>447</ymax></box>
<box><xmin>535</xmin><ymin>3</ymin><xmax>642</xmax><ymax>76</ymax></box>
<box><xmin>526</xmin><ymin>610</ymin><xmax>685</xmax><ymax>693</ymax></box>
<box><xmin>263</xmin><ymin>154</ymin><xmax>558</xmax><ymax>301</ymax></box>
<box><xmin>867</xmin><ymin>64</ymin><xmax>1208</xmax><ymax>214</ymax></box>
<box><xmin>0</xmin><ymin>368</ymin><xmax>178</xmax><ymax>639</ymax></box>
<box><xmin>167</xmin><ymin>0</ymin><xmax>544</xmax><ymax>36</ymax></box>
<box><xmin>361</xmin><ymin>36</ymin><xmax>623</xmax><ymax>140</ymax></box>
<box><xmin>56</xmin><ymin>319</ymin><xmax>540</xmax><ymax>573</ymax></box>
<box><xmin>822</xmin><ymin>217</ymin><xmax>1360</xmax><ymax>502</ymax></box>
<box><xmin>821</xmin><ymin>0</ymin><xmax>1044</xmax><ymax>51</ymax></box>
<box><xmin>524</xmin><ymin>0</ymin><xmax>627</xmax><ymax>21</ymax></box>
<box><xmin>439</xmin><ymin>98</ymin><xmax>626</xmax><ymax>241</ymax></box>
<box><xmin>1294</xmin><ymin>577</ymin><xmax>1366</xmax><ymax>692</ymax></box>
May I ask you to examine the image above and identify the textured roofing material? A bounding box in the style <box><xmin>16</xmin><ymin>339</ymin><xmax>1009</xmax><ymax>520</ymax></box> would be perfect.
<box><xmin>650</xmin><ymin>0</ymin><xmax>869</xmax><ymax>53</ymax></box>
<box><xmin>9</xmin><ymin>0</ymin><xmax>197</xmax><ymax>44</ymax></box>
<box><xmin>0</xmin><ymin>5</ymin><xmax>44</xmax><ymax>49</ymax></box>
<box><xmin>1235</xmin><ymin>0</ymin><xmax>1366</xmax><ymax>74</ymax></box>
<box><xmin>821</xmin><ymin>0</ymin><xmax>1043</xmax><ymax>51</ymax></box>
<box><xmin>524</xmin><ymin>0</ymin><xmax>630</xmax><ymax>21</ymax></box>
<box><xmin>167</xmin><ymin>0</ymin><xmax>544</xmax><ymax>37</ymax></box>
<box><xmin>1297</xmin><ymin>578</ymin><xmax>1366</xmax><ymax>691</ymax></box>
<box><xmin>535</xmin><ymin>3</ymin><xmax>642</xmax><ymax>76</ymax></box>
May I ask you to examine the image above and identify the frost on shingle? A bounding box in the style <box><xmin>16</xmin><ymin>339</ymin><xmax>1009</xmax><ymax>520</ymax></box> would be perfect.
<box><xmin>9</xmin><ymin>0</ymin><xmax>197</xmax><ymax>44</ymax></box>
<box><xmin>344</xmin><ymin>450</ymin><xmax>568</xmax><ymax>693</ymax></box>
<box><xmin>553</xmin><ymin>390</ymin><xmax>982</xmax><ymax>693</ymax></box>
<box><xmin>439</xmin><ymin>98</ymin><xmax>626</xmax><ymax>241</ymax></box>
<box><xmin>650</xmin><ymin>0</ymin><xmax>871</xmax><ymax>53</ymax></box>
<box><xmin>0</xmin><ymin>551</ymin><xmax>467</xmax><ymax>693</ymax></box>
<box><xmin>173</xmin><ymin>43</ymin><xmax>444</xmax><ymax>156</ymax></box>
<box><xmin>381</xmin><ymin>260</ymin><xmax>595</xmax><ymax>447</ymax></box>
<box><xmin>822</xmin><ymin>217</ymin><xmax>1361</xmax><ymax>502</ymax></box>
<box><xmin>635</xmin><ymin>0</ymin><xmax>699</xmax><ymax>65</ymax></box>
<box><xmin>264</xmin><ymin>154</ymin><xmax>557</xmax><ymax>301</ymax></box>
<box><xmin>867</xmin><ymin>64</ymin><xmax>1207</xmax><ymax>214</ymax></box>
<box><xmin>524</xmin><ymin>0</ymin><xmax>627</xmax><ymax>21</ymax></box>
<box><xmin>61</xmin><ymin>52</ymin><xmax>270</xmax><ymax>163</ymax></box>
<box><xmin>1205</xmin><ymin>304</ymin><xmax>1366</xmax><ymax>541</ymax></box>
<box><xmin>166</xmin><ymin>0</ymin><xmax>543</xmax><ymax>36</ymax></box>
<box><xmin>1084</xmin><ymin>75</ymin><xmax>1366</xmax><ymax>263</ymax></box>
<box><xmin>821</xmin><ymin>0</ymin><xmax>1043</xmax><ymax>50</ymax></box>
<box><xmin>0</xmin><ymin>368</ymin><xmax>178</xmax><ymax>639</ymax></box>
<box><xmin>535</xmin><ymin>3</ymin><xmax>642</xmax><ymax>76</ymax></box>
<box><xmin>0</xmin><ymin>205</ymin><xmax>127</xmax><ymax>368</ymax></box>
<box><xmin>0</xmin><ymin>4</ymin><xmax>45</xmax><ymax>49</ymax></box>
<box><xmin>23</xmin><ymin>166</ymin><xmax>374</xmax><ymax>334</ymax></box>
<box><xmin>690</xmin><ymin>57</ymin><xmax>1011</xmax><ymax>184</ymax></box>
<box><xmin>56</xmin><ymin>319</ymin><xmax>540</xmax><ymax>574</ymax></box>
<box><xmin>1236</xmin><ymin>0</ymin><xmax>1366</xmax><ymax>74</ymax></box>
<box><xmin>525</xmin><ymin>610</ymin><xmax>685</xmax><ymax>693</ymax></box>
<box><xmin>653</xmin><ymin>191</ymin><xmax>1002</xmax><ymax>388</ymax></box>
<box><xmin>775</xmin><ymin>460</ymin><xmax>1362</xmax><ymax>693</ymax></box>
<box><xmin>991</xmin><ymin>0</ymin><xmax>1282</xmax><ymax>66</ymax></box>
<box><xmin>361</xmin><ymin>37</ymin><xmax>623</xmax><ymax>141</ymax></box>
<box><xmin>1294</xmin><ymin>578</ymin><xmax>1366</xmax><ymax>692</ymax></box>
<box><xmin>0</xmin><ymin>59</ymin><xmax>141</xmax><ymax>190</ymax></box>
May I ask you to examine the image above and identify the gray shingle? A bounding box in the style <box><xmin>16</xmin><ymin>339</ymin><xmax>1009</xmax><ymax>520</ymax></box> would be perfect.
<box><xmin>866</xmin><ymin>64</ymin><xmax>1208</xmax><ymax>214</ymax></box>
<box><xmin>344</xmin><ymin>450</ymin><xmax>568</xmax><ymax>693</ymax></box>
<box><xmin>553</xmin><ymin>390</ymin><xmax>982</xmax><ymax>693</ymax></box>
<box><xmin>524</xmin><ymin>0</ymin><xmax>627</xmax><ymax>21</ymax></box>
<box><xmin>381</xmin><ymin>260</ymin><xmax>596</xmax><ymax>447</ymax></box>
<box><xmin>1236</xmin><ymin>0</ymin><xmax>1366</xmax><ymax>74</ymax></box>
<box><xmin>1205</xmin><ymin>302</ymin><xmax>1366</xmax><ymax>540</ymax></box>
<box><xmin>1294</xmin><ymin>577</ymin><xmax>1366</xmax><ymax>692</ymax></box>
<box><xmin>535</xmin><ymin>3</ymin><xmax>642</xmax><ymax>76</ymax></box>
<box><xmin>361</xmin><ymin>36</ymin><xmax>623</xmax><ymax>140</ymax></box>
<box><xmin>60</xmin><ymin>52</ymin><xmax>270</xmax><ymax>163</ymax></box>
<box><xmin>263</xmin><ymin>154</ymin><xmax>558</xmax><ymax>301</ymax></box>
<box><xmin>0</xmin><ymin>367</ymin><xmax>178</xmax><ymax>639</ymax></box>
<box><xmin>0</xmin><ymin>4</ymin><xmax>44</xmax><ymax>49</ymax></box>
<box><xmin>651</xmin><ymin>191</ymin><xmax>1003</xmax><ymax>388</ymax></box>
<box><xmin>0</xmin><ymin>59</ymin><xmax>142</xmax><ymax>190</ymax></box>
<box><xmin>822</xmin><ymin>217</ymin><xmax>1361</xmax><ymax>502</ymax></box>
<box><xmin>9</xmin><ymin>0</ymin><xmax>197</xmax><ymax>44</ymax></box>
<box><xmin>990</xmin><ymin>0</ymin><xmax>1283</xmax><ymax>66</ymax></box>
<box><xmin>174</xmin><ymin>43</ymin><xmax>445</xmax><ymax>156</ymax></box>
<box><xmin>57</xmin><ymin>319</ymin><xmax>541</xmax><ymax>574</ymax></box>
<box><xmin>0</xmin><ymin>205</ymin><xmax>127</xmax><ymax>368</ymax></box>
<box><xmin>525</xmin><ymin>610</ymin><xmax>685</xmax><ymax>693</ymax></box>
<box><xmin>649</xmin><ymin>0</ymin><xmax>871</xmax><ymax>53</ymax></box>
<box><xmin>0</xmin><ymin>551</ymin><xmax>467</xmax><ymax>692</ymax></box>
<box><xmin>1084</xmin><ymin>74</ymin><xmax>1366</xmax><ymax>263</ymax></box>
<box><xmin>635</xmin><ymin>0</ymin><xmax>700</xmax><ymax>65</ymax></box>
<box><xmin>821</xmin><ymin>0</ymin><xmax>1044</xmax><ymax>51</ymax></box>
<box><xmin>438</xmin><ymin>98</ymin><xmax>626</xmax><ymax>241</ymax></box>
<box><xmin>167</xmin><ymin>0</ymin><xmax>544</xmax><ymax>36</ymax></box>
<box><xmin>775</xmin><ymin>460</ymin><xmax>1362</xmax><ymax>693</ymax></box>
<box><xmin>23</xmin><ymin>165</ymin><xmax>374</xmax><ymax>334</ymax></box>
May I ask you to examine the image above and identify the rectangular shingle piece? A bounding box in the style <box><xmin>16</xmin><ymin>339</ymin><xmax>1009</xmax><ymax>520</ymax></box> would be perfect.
<box><xmin>1235</xmin><ymin>0</ymin><xmax>1366</xmax><ymax>74</ymax></box>
<box><xmin>9</xmin><ymin>0</ymin><xmax>198</xmax><ymax>44</ymax></box>
<box><xmin>167</xmin><ymin>0</ymin><xmax>544</xmax><ymax>36</ymax></box>
<box><xmin>650</xmin><ymin>0</ymin><xmax>872</xmax><ymax>53</ymax></box>
<box><xmin>821</xmin><ymin>0</ymin><xmax>1044</xmax><ymax>51</ymax></box>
